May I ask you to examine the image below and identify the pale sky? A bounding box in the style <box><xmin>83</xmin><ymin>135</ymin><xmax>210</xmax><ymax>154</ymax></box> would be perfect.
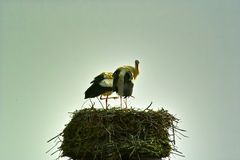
<box><xmin>1</xmin><ymin>0</ymin><xmax>240</xmax><ymax>160</ymax></box>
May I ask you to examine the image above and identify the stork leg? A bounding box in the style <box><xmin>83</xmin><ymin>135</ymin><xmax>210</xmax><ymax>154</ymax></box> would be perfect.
<box><xmin>123</xmin><ymin>97</ymin><xmax>128</xmax><ymax>109</ymax></box>
<box><xmin>99</xmin><ymin>95</ymin><xmax>105</xmax><ymax>109</ymax></box>
<box><xmin>120</xmin><ymin>96</ymin><xmax>122</xmax><ymax>109</ymax></box>
<box><xmin>105</xmin><ymin>95</ymin><xmax>108</xmax><ymax>110</ymax></box>
<box><xmin>100</xmin><ymin>95</ymin><xmax>118</xmax><ymax>109</ymax></box>
<box><xmin>125</xmin><ymin>97</ymin><xmax>128</xmax><ymax>109</ymax></box>
<box><xmin>100</xmin><ymin>95</ymin><xmax>109</xmax><ymax>110</ymax></box>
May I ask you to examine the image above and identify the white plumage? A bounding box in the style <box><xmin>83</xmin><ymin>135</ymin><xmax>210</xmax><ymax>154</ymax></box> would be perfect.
<box><xmin>113</xmin><ymin>60</ymin><xmax>140</xmax><ymax>108</ymax></box>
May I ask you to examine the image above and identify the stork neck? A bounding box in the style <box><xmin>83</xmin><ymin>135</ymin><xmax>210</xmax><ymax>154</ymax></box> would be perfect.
<box><xmin>134</xmin><ymin>63</ymin><xmax>139</xmax><ymax>79</ymax></box>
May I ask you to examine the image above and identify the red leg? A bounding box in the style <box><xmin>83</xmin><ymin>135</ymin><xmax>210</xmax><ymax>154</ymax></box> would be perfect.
<box><xmin>106</xmin><ymin>95</ymin><xmax>108</xmax><ymax>110</ymax></box>
<box><xmin>120</xmin><ymin>96</ymin><xmax>122</xmax><ymax>109</ymax></box>
<box><xmin>125</xmin><ymin>97</ymin><xmax>128</xmax><ymax>109</ymax></box>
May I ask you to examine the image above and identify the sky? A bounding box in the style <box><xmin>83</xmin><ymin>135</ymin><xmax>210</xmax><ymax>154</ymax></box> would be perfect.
<box><xmin>0</xmin><ymin>0</ymin><xmax>240</xmax><ymax>160</ymax></box>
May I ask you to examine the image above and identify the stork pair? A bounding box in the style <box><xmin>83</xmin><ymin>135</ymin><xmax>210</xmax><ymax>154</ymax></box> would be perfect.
<box><xmin>84</xmin><ymin>60</ymin><xmax>140</xmax><ymax>109</ymax></box>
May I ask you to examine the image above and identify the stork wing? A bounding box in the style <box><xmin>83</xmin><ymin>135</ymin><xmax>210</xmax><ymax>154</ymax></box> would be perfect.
<box><xmin>112</xmin><ymin>69</ymin><xmax>120</xmax><ymax>92</ymax></box>
<box><xmin>90</xmin><ymin>73</ymin><xmax>105</xmax><ymax>84</ymax></box>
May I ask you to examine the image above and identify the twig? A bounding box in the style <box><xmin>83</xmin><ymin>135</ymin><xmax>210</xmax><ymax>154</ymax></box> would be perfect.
<box><xmin>55</xmin><ymin>150</ymin><xmax>62</xmax><ymax>160</ymax></box>
<box><xmin>175</xmin><ymin>134</ymin><xmax>182</xmax><ymax>140</ymax></box>
<box><xmin>171</xmin><ymin>151</ymin><xmax>184</xmax><ymax>157</ymax></box>
<box><xmin>104</xmin><ymin>127</ymin><xmax>112</xmax><ymax>142</ymax></box>
<box><xmin>46</xmin><ymin>141</ymin><xmax>61</xmax><ymax>154</ymax></box>
<box><xmin>96</xmin><ymin>97</ymin><xmax>104</xmax><ymax>109</ymax></box>
<box><xmin>81</xmin><ymin>99</ymin><xmax>89</xmax><ymax>109</ymax></box>
<box><xmin>57</xmin><ymin>136</ymin><xmax>62</xmax><ymax>142</ymax></box>
<box><xmin>51</xmin><ymin>149</ymin><xmax>60</xmax><ymax>156</ymax></box>
<box><xmin>174</xmin><ymin>127</ymin><xmax>187</xmax><ymax>132</ymax></box>
<box><xmin>89</xmin><ymin>99</ymin><xmax>96</xmax><ymax>108</ymax></box>
<box><xmin>175</xmin><ymin>129</ymin><xmax>188</xmax><ymax>138</ymax></box>
<box><xmin>47</xmin><ymin>132</ymin><xmax>63</xmax><ymax>143</ymax></box>
<box><xmin>172</xmin><ymin>121</ymin><xmax>175</xmax><ymax>145</ymax></box>
<box><xmin>171</xmin><ymin>149</ymin><xmax>185</xmax><ymax>157</ymax></box>
<box><xmin>171</xmin><ymin>151</ymin><xmax>185</xmax><ymax>157</ymax></box>
<box><xmin>143</xmin><ymin>101</ymin><xmax>153</xmax><ymax>111</ymax></box>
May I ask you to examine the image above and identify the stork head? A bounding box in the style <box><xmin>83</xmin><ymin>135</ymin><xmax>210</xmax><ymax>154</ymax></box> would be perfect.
<box><xmin>135</xmin><ymin>60</ymin><xmax>140</xmax><ymax>65</ymax></box>
<box><xmin>133</xmin><ymin>60</ymin><xmax>140</xmax><ymax>79</ymax></box>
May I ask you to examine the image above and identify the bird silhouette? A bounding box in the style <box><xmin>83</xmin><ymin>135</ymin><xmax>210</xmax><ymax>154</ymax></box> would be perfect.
<box><xmin>113</xmin><ymin>60</ymin><xmax>140</xmax><ymax>108</ymax></box>
<box><xmin>85</xmin><ymin>72</ymin><xmax>117</xmax><ymax>109</ymax></box>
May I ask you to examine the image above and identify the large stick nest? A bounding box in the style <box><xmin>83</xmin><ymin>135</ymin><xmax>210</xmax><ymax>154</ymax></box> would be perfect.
<box><xmin>55</xmin><ymin>106</ymin><xmax>184</xmax><ymax>160</ymax></box>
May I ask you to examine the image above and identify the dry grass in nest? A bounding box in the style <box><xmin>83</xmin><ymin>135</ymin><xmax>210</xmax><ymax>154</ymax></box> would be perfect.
<box><xmin>47</xmin><ymin>105</ymin><xmax>186</xmax><ymax>160</ymax></box>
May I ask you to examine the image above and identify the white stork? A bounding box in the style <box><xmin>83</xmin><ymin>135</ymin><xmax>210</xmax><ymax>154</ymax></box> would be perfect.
<box><xmin>85</xmin><ymin>72</ymin><xmax>117</xmax><ymax>109</ymax></box>
<box><xmin>113</xmin><ymin>60</ymin><xmax>140</xmax><ymax>108</ymax></box>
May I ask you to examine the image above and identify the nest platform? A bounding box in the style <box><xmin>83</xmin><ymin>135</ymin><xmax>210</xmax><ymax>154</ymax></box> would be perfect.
<box><xmin>58</xmin><ymin>107</ymin><xmax>181</xmax><ymax>160</ymax></box>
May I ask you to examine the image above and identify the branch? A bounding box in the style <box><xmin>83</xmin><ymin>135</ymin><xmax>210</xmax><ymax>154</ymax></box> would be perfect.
<box><xmin>143</xmin><ymin>101</ymin><xmax>153</xmax><ymax>111</ymax></box>
<box><xmin>96</xmin><ymin>97</ymin><xmax>104</xmax><ymax>109</ymax></box>
<box><xmin>47</xmin><ymin>132</ymin><xmax>63</xmax><ymax>143</ymax></box>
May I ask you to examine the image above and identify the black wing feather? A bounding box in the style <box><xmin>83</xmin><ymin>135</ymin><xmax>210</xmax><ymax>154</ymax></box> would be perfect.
<box><xmin>112</xmin><ymin>69</ymin><xmax>121</xmax><ymax>92</ymax></box>
<box><xmin>90</xmin><ymin>73</ymin><xmax>105</xmax><ymax>84</ymax></box>
<box><xmin>123</xmin><ymin>71</ymin><xmax>134</xmax><ymax>97</ymax></box>
<box><xmin>85</xmin><ymin>83</ymin><xmax>112</xmax><ymax>99</ymax></box>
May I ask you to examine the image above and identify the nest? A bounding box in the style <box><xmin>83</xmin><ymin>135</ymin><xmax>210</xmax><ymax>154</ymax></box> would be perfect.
<box><xmin>52</xmin><ymin>106</ymin><xmax>184</xmax><ymax>160</ymax></box>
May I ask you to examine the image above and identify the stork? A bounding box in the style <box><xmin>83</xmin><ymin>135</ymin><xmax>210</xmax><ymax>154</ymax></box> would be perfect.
<box><xmin>85</xmin><ymin>72</ymin><xmax>117</xmax><ymax>109</ymax></box>
<box><xmin>113</xmin><ymin>60</ymin><xmax>140</xmax><ymax>108</ymax></box>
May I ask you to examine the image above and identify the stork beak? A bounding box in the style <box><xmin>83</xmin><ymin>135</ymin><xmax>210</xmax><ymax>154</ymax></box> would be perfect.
<box><xmin>135</xmin><ymin>60</ymin><xmax>140</xmax><ymax>65</ymax></box>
